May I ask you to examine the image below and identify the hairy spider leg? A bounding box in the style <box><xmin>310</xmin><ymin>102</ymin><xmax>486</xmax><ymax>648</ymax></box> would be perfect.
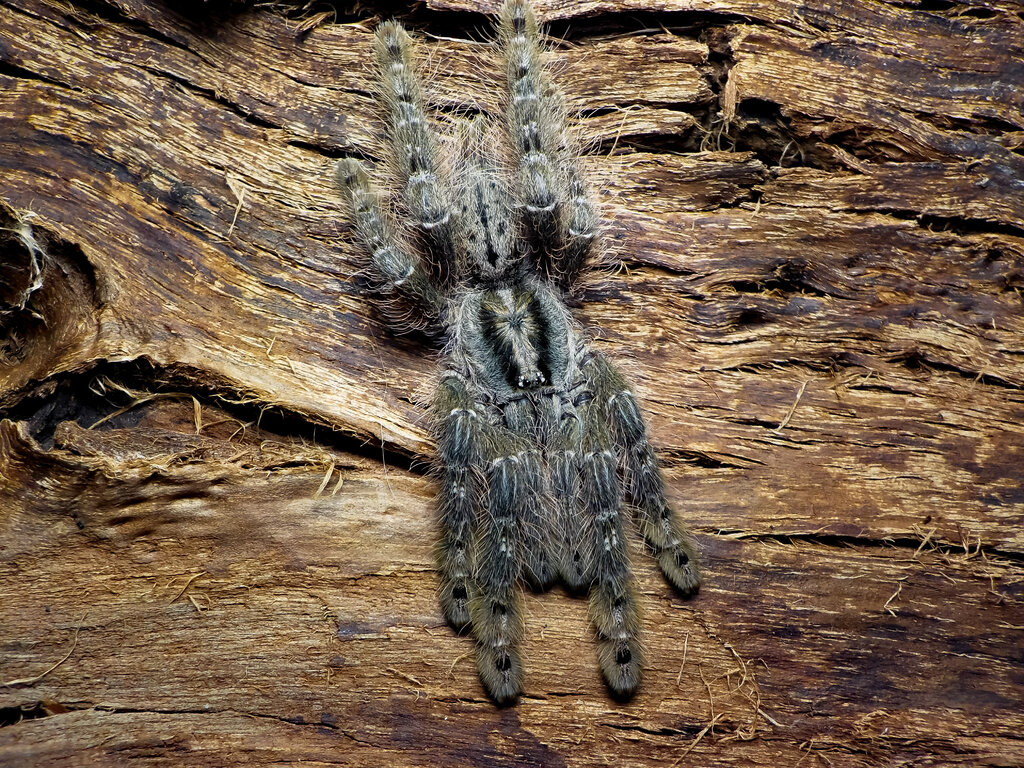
<box><xmin>433</xmin><ymin>371</ymin><xmax>485</xmax><ymax>628</ymax></box>
<box><xmin>434</xmin><ymin>369</ymin><xmax>528</xmax><ymax>703</ymax></box>
<box><xmin>498</xmin><ymin>0</ymin><xmax>557</xmax><ymax>241</ymax></box>
<box><xmin>594</xmin><ymin>354</ymin><xmax>702</xmax><ymax>595</ymax></box>
<box><xmin>375</xmin><ymin>22</ymin><xmax>458</xmax><ymax>287</ymax></box>
<box><xmin>500</xmin><ymin>395</ymin><xmax>558</xmax><ymax>591</ymax></box>
<box><xmin>544</xmin><ymin>390</ymin><xmax>593</xmax><ymax>591</ymax></box>
<box><xmin>472</xmin><ymin>433</ymin><xmax>537</xmax><ymax>704</ymax></box>
<box><xmin>578</xmin><ymin>376</ymin><xmax>644</xmax><ymax>697</ymax></box>
<box><xmin>561</xmin><ymin>156</ymin><xmax>599</xmax><ymax>287</ymax></box>
<box><xmin>336</xmin><ymin>159</ymin><xmax>445</xmax><ymax>333</ymax></box>
<box><xmin>499</xmin><ymin>0</ymin><xmax>598</xmax><ymax>289</ymax></box>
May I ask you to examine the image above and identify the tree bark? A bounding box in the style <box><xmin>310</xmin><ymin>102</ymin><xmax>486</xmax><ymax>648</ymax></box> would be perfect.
<box><xmin>1</xmin><ymin>0</ymin><xmax>1022</xmax><ymax>765</ymax></box>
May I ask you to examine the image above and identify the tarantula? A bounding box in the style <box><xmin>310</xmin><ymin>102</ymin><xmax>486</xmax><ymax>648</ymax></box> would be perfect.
<box><xmin>335</xmin><ymin>0</ymin><xmax>700</xmax><ymax>703</ymax></box>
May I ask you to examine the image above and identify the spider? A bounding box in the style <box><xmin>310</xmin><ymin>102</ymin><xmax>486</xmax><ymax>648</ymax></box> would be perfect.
<box><xmin>335</xmin><ymin>0</ymin><xmax>700</xmax><ymax>704</ymax></box>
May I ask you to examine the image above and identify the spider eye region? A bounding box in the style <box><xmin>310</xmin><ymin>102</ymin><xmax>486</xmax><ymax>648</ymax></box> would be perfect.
<box><xmin>478</xmin><ymin>288</ymin><xmax>554</xmax><ymax>390</ymax></box>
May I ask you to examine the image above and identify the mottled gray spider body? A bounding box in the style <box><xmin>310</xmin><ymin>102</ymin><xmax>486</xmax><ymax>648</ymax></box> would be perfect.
<box><xmin>336</xmin><ymin>0</ymin><xmax>700</xmax><ymax>703</ymax></box>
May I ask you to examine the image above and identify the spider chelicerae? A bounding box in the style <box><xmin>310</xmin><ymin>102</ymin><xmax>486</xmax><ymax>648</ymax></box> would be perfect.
<box><xmin>335</xmin><ymin>0</ymin><xmax>701</xmax><ymax>704</ymax></box>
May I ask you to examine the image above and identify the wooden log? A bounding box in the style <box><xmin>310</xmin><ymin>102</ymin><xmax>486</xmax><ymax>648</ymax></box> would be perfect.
<box><xmin>1</xmin><ymin>0</ymin><xmax>1022</xmax><ymax>765</ymax></box>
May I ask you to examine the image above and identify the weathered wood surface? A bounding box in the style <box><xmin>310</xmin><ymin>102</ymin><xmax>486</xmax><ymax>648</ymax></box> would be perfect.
<box><xmin>1</xmin><ymin>0</ymin><xmax>1023</xmax><ymax>765</ymax></box>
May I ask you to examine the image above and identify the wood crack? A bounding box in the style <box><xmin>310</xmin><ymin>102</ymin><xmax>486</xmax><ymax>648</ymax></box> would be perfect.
<box><xmin>713</xmin><ymin>529</ymin><xmax>1024</xmax><ymax>566</ymax></box>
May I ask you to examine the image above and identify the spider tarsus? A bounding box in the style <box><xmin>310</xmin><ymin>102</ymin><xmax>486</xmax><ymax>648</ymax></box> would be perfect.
<box><xmin>657</xmin><ymin>543</ymin><xmax>702</xmax><ymax>598</ymax></box>
<box><xmin>476</xmin><ymin>644</ymin><xmax>524</xmax><ymax>705</ymax></box>
<box><xmin>471</xmin><ymin>592</ymin><xmax>525</xmax><ymax>703</ymax></box>
<box><xmin>440</xmin><ymin>579</ymin><xmax>472</xmax><ymax>629</ymax></box>
<box><xmin>335</xmin><ymin>157</ymin><xmax>362</xmax><ymax>188</ymax></box>
<box><xmin>596</xmin><ymin>637</ymin><xmax>644</xmax><ymax>699</ymax></box>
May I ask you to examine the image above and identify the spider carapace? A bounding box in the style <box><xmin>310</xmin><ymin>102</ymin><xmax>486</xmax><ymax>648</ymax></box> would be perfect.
<box><xmin>336</xmin><ymin>0</ymin><xmax>701</xmax><ymax>704</ymax></box>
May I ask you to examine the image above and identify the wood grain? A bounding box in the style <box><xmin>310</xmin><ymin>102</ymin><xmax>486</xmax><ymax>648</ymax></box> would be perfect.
<box><xmin>1</xmin><ymin>0</ymin><xmax>1022</xmax><ymax>765</ymax></box>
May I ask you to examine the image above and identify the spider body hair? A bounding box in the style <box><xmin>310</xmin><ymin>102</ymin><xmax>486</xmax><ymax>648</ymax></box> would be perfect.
<box><xmin>335</xmin><ymin>0</ymin><xmax>700</xmax><ymax>704</ymax></box>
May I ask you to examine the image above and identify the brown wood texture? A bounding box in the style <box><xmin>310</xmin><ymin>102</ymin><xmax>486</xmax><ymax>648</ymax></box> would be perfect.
<box><xmin>1</xmin><ymin>0</ymin><xmax>1023</xmax><ymax>765</ymax></box>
